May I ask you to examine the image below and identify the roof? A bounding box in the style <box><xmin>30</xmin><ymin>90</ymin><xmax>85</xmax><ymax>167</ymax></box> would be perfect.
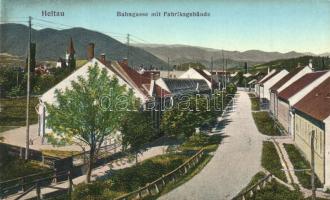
<box><xmin>293</xmin><ymin>77</ymin><xmax>330</xmax><ymax>121</ymax></box>
<box><xmin>116</xmin><ymin>61</ymin><xmax>151</xmax><ymax>97</ymax></box>
<box><xmin>193</xmin><ymin>68</ymin><xmax>216</xmax><ymax>84</ymax></box>
<box><xmin>278</xmin><ymin>71</ymin><xmax>327</xmax><ymax>101</ymax></box>
<box><xmin>161</xmin><ymin>78</ymin><xmax>210</xmax><ymax>94</ymax></box>
<box><xmin>270</xmin><ymin>67</ymin><xmax>304</xmax><ymax>92</ymax></box>
<box><xmin>259</xmin><ymin>71</ymin><xmax>280</xmax><ymax>85</ymax></box>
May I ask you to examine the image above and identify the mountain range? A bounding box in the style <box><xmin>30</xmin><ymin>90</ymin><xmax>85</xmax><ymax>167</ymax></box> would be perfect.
<box><xmin>0</xmin><ymin>23</ymin><xmax>168</xmax><ymax>69</ymax></box>
<box><xmin>1</xmin><ymin>23</ymin><xmax>328</xmax><ymax>70</ymax></box>
<box><xmin>133</xmin><ymin>44</ymin><xmax>329</xmax><ymax>68</ymax></box>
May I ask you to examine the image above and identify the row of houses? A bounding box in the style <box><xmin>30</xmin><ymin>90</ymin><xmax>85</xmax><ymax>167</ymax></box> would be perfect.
<box><xmin>37</xmin><ymin>40</ymin><xmax>229</xmax><ymax>145</ymax></box>
<box><xmin>254</xmin><ymin>63</ymin><xmax>330</xmax><ymax>189</ymax></box>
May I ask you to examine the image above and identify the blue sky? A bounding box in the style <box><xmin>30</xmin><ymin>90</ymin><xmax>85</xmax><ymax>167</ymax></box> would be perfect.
<box><xmin>1</xmin><ymin>0</ymin><xmax>330</xmax><ymax>54</ymax></box>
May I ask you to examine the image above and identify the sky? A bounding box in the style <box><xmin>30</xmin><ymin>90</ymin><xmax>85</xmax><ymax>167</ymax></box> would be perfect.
<box><xmin>1</xmin><ymin>0</ymin><xmax>330</xmax><ymax>54</ymax></box>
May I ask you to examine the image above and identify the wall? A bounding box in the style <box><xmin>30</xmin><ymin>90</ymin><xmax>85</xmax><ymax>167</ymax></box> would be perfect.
<box><xmin>324</xmin><ymin>116</ymin><xmax>330</xmax><ymax>188</ymax></box>
<box><xmin>277</xmin><ymin>99</ymin><xmax>290</xmax><ymax>133</ymax></box>
<box><xmin>262</xmin><ymin>70</ymin><xmax>289</xmax><ymax>101</ymax></box>
<box><xmin>294</xmin><ymin>112</ymin><xmax>325</xmax><ymax>184</ymax></box>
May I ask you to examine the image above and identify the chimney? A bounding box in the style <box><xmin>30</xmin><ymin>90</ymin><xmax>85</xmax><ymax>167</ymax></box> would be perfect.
<box><xmin>100</xmin><ymin>53</ymin><xmax>106</xmax><ymax>63</ymax></box>
<box><xmin>309</xmin><ymin>59</ymin><xmax>313</xmax><ymax>70</ymax></box>
<box><xmin>122</xmin><ymin>58</ymin><xmax>128</xmax><ymax>65</ymax></box>
<box><xmin>87</xmin><ymin>43</ymin><xmax>95</xmax><ymax>60</ymax></box>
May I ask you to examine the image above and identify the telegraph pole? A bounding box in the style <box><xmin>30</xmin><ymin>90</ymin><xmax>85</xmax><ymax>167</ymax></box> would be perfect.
<box><xmin>127</xmin><ymin>33</ymin><xmax>130</xmax><ymax>65</ymax></box>
<box><xmin>210</xmin><ymin>57</ymin><xmax>213</xmax><ymax>93</ymax></box>
<box><xmin>167</xmin><ymin>57</ymin><xmax>170</xmax><ymax>78</ymax></box>
<box><xmin>311</xmin><ymin>130</ymin><xmax>316</xmax><ymax>200</ymax></box>
<box><xmin>25</xmin><ymin>16</ymin><xmax>32</xmax><ymax>160</ymax></box>
<box><xmin>222</xmin><ymin>50</ymin><xmax>225</xmax><ymax>91</ymax></box>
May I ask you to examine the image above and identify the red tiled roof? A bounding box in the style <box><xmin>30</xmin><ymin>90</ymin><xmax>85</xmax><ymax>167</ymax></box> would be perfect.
<box><xmin>293</xmin><ymin>77</ymin><xmax>330</xmax><ymax>121</ymax></box>
<box><xmin>270</xmin><ymin>67</ymin><xmax>304</xmax><ymax>92</ymax></box>
<box><xmin>278</xmin><ymin>71</ymin><xmax>327</xmax><ymax>101</ymax></box>
<box><xmin>259</xmin><ymin>71</ymin><xmax>280</xmax><ymax>85</ymax></box>
<box><xmin>117</xmin><ymin>61</ymin><xmax>151</xmax><ymax>97</ymax></box>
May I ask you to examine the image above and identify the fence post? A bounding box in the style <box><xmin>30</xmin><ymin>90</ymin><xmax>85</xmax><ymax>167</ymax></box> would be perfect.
<box><xmin>68</xmin><ymin>170</ymin><xmax>72</xmax><ymax>199</ymax></box>
<box><xmin>53</xmin><ymin>169</ymin><xmax>57</xmax><ymax>184</ymax></box>
<box><xmin>161</xmin><ymin>175</ymin><xmax>166</xmax><ymax>186</ymax></box>
<box><xmin>154</xmin><ymin>183</ymin><xmax>160</xmax><ymax>194</ymax></box>
<box><xmin>36</xmin><ymin>182</ymin><xmax>41</xmax><ymax>200</ymax></box>
<box><xmin>21</xmin><ymin>177</ymin><xmax>25</xmax><ymax>191</ymax></box>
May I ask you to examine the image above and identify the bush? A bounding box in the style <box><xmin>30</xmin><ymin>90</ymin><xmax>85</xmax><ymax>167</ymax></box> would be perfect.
<box><xmin>110</xmin><ymin>154</ymin><xmax>188</xmax><ymax>192</ymax></box>
<box><xmin>72</xmin><ymin>181</ymin><xmax>113</xmax><ymax>200</ymax></box>
<box><xmin>262</xmin><ymin>141</ymin><xmax>287</xmax><ymax>182</ymax></box>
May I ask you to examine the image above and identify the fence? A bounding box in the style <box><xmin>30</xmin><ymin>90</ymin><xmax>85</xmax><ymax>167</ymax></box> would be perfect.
<box><xmin>113</xmin><ymin>148</ymin><xmax>205</xmax><ymax>200</ymax></box>
<box><xmin>232</xmin><ymin>173</ymin><xmax>273</xmax><ymax>200</ymax></box>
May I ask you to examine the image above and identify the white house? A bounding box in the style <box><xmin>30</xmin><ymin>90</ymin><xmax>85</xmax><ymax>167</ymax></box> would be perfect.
<box><xmin>37</xmin><ymin>57</ymin><xmax>151</xmax><ymax>137</ymax></box>
<box><xmin>179</xmin><ymin>67</ymin><xmax>213</xmax><ymax>89</ymax></box>
<box><xmin>259</xmin><ymin>69</ymin><xmax>289</xmax><ymax>101</ymax></box>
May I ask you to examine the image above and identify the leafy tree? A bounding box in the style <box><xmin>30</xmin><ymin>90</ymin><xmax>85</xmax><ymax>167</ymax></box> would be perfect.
<box><xmin>46</xmin><ymin>64</ymin><xmax>136</xmax><ymax>182</ymax></box>
<box><xmin>120</xmin><ymin>111</ymin><xmax>155</xmax><ymax>164</ymax></box>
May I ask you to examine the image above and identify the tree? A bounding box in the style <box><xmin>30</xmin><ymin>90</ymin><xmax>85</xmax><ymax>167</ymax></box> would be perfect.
<box><xmin>46</xmin><ymin>64</ymin><xmax>136</xmax><ymax>182</ymax></box>
<box><xmin>121</xmin><ymin>111</ymin><xmax>155</xmax><ymax>164</ymax></box>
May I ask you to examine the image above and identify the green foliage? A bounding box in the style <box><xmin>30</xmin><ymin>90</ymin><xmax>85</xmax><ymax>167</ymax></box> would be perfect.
<box><xmin>284</xmin><ymin>144</ymin><xmax>322</xmax><ymax>189</ymax></box>
<box><xmin>46</xmin><ymin>64</ymin><xmax>136</xmax><ymax>182</ymax></box>
<box><xmin>252</xmin><ymin>56</ymin><xmax>330</xmax><ymax>73</ymax></box>
<box><xmin>0</xmin><ymin>155</ymin><xmax>50</xmax><ymax>181</ymax></box>
<box><xmin>121</xmin><ymin>111</ymin><xmax>155</xmax><ymax>158</ymax></box>
<box><xmin>72</xmin><ymin>153</ymin><xmax>189</xmax><ymax>199</ymax></box>
<box><xmin>248</xmin><ymin>93</ymin><xmax>260</xmax><ymax>111</ymax></box>
<box><xmin>0</xmin><ymin>97</ymin><xmax>39</xmax><ymax>127</ymax></box>
<box><xmin>252</xmin><ymin>111</ymin><xmax>281</xmax><ymax>136</ymax></box>
<box><xmin>262</xmin><ymin>141</ymin><xmax>287</xmax><ymax>182</ymax></box>
<box><xmin>226</xmin><ymin>83</ymin><xmax>237</xmax><ymax>94</ymax></box>
<box><xmin>247</xmin><ymin>179</ymin><xmax>303</xmax><ymax>200</ymax></box>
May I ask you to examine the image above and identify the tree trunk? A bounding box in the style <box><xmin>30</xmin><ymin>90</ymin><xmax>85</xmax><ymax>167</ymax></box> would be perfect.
<box><xmin>135</xmin><ymin>152</ymin><xmax>138</xmax><ymax>165</ymax></box>
<box><xmin>86</xmin><ymin>147</ymin><xmax>95</xmax><ymax>183</ymax></box>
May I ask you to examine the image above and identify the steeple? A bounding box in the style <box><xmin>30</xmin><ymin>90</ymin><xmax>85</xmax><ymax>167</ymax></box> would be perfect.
<box><xmin>67</xmin><ymin>37</ymin><xmax>75</xmax><ymax>54</ymax></box>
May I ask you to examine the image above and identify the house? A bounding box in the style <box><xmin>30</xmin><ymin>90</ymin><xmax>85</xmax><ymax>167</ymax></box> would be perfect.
<box><xmin>255</xmin><ymin>69</ymin><xmax>276</xmax><ymax>97</ymax></box>
<box><xmin>292</xmin><ymin>77</ymin><xmax>330</xmax><ymax>188</ymax></box>
<box><xmin>269</xmin><ymin>66</ymin><xmax>313</xmax><ymax>117</ymax></box>
<box><xmin>179</xmin><ymin>67</ymin><xmax>216</xmax><ymax>89</ymax></box>
<box><xmin>257</xmin><ymin>69</ymin><xmax>289</xmax><ymax>103</ymax></box>
<box><xmin>37</xmin><ymin>42</ymin><xmax>156</xmax><ymax>137</ymax></box>
<box><xmin>276</xmin><ymin>71</ymin><xmax>330</xmax><ymax>134</ymax></box>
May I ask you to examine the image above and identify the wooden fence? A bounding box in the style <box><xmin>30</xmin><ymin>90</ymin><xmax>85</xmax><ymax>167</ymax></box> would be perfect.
<box><xmin>114</xmin><ymin>148</ymin><xmax>205</xmax><ymax>200</ymax></box>
<box><xmin>0</xmin><ymin>169</ymin><xmax>72</xmax><ymax>200</ymax></box>
<box><xmin>232</xmin><ymin>173</ymin><xmax>273</xmax><ymax>200</ymax></box>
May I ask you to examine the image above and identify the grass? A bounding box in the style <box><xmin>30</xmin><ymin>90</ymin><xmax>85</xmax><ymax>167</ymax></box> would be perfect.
<box><xmin>42</xmin><ymin>149</ymin><xmax>81</xmax><ymax>159</ymax></box>
<box><xmin>0</xmin><ymin>97</ymin><xmax>39</xmax><ymax>132</ymax></box>
<box><xmin>248</xmin><ymin>93</ymin><xmax>260</xmax><ymax>111</ymax></box>
<box><xmin>237</xmin><ymin>171</ymin><xmax>327</xmax><ymax>200</ymax></box>
<box><xmin>72</xmin><ymin>133</ymin><xmax>222</xmax><ymax>200</ymax></box>
<box><xmin>0</xmin><ymin>156</ymin><xmax>51</xmax><ymax>182</ymax></box>
<box><xmin>262</xmin><ymin>141</ymin><xmax>287</xmax><ymax>182</ymax></box>
<box><xmin>252</xmin><ymin>111</ymin><xmax>281</xmax><ymax>136</ymax></box>
<box><xmin>284</xmin><ymin>144</ymin><xmax>323</xmax><ymax>189</ymax></box>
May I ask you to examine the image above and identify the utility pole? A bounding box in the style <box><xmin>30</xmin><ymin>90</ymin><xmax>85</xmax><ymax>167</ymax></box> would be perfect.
<box><xmin>127</xmin><ymin>33</ymin><xmax>130</xmax><ymax>66</ymax></box>
<box><xmin>210</xmin><ymin>56</ymin><xmax>213</xmax><ymax>93</ymax></box>
<box><xmin>222</xmin><ymin>50</ymin><xmax>225</xmax><ymax>91</ymax></box>
<box><xmin>311</xmin><ymin>130</ymin><xmax>316</xmax><ymax>200</ymax></box>
<box><xmin>25</xmin><ymin>16</ymin><xmax>32</xmax><ymax>160</ymax></box>
<box><xmin>167</xmin><ymin>57</ymin><xmax>170</xmax><ymax>78</ymax></box>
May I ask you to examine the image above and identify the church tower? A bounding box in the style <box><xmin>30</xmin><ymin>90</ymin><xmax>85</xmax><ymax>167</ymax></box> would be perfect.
<box><xmin>66</xmin><ymin>37</ymin><xmax>76</xmax><ymax>71</ymax></box>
